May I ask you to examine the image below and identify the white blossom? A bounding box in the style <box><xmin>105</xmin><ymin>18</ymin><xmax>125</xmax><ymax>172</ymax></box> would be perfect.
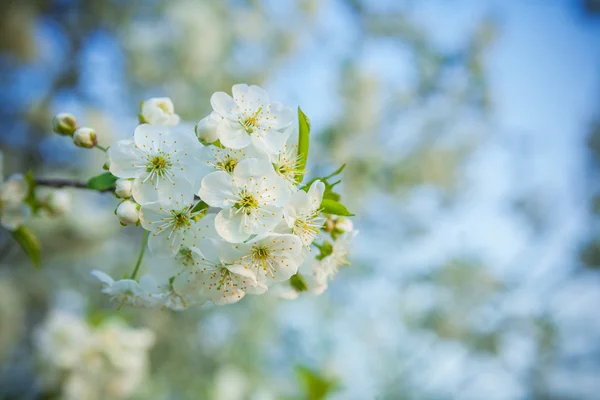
<box><xmin>33</xmin><ymin>310</ymin><xmax>91</xmax><ymax>369</ymax></box>
<box><xmin>323</xmin><ymin>229</ymin><xmax>357</xmax><ymax>269</ymax></box>
<box><xmin>335</xmin><ymin>217</ymin><xmax>353</xmax><ymax>233</ymax></box>
<box><xmin>116</xmin><ymin>200</ymin><xmax>140</xmax><ymax>225</ymax></box>
<box><xmin>200</xmin><ymin>143</ymin><xmax>268</xmax><ymax>175</ymax></box>
<box><xmin>141</xmin><ymin>97</ymin><xmax>180</xmax><ymax>126</ymax></box>
<box><xmin>282</xmin><ymin>180</ymin><xmax>325</xmax><ymax>247</ymax></box>
<box><xmin>91</xmin><ymin>270</ymin><xmax>160</xmax><ymax>308</ymax></box>
<box><xmin>0</xmin><ymin>173</ymin><xmax>31</xmax><ymax>230</ymax></box>
<box><xmin>108</xmin><ymin>123</ymin><xmax>204</xmax><ymax>204</ymax></box>
<box><xmin>209</xmin><ymin>84</ymin><xmax>294</xmax><ymax>155</ymax></box>
<box><xmin>34</xmin><ymin>310</ymin><xmax>154</xmax><ymax>400</ymax></box>
<box><xmin>199</xmin><ymin>158</ymin><xmax>290</xmax><ymax>243</ymax></box>
<box><xmin>223</xmin><ymin>233</ymin><xmax>304</xmax><ymax>287</ymax></box>
<box><xmin>173</xmin><ymin>238</ymin><xmax>263</xmax><ymax>305</ymax></box>
<box><xmin>139</xmin><ymin>188</ymin><xmax>217</xmax><ymax>257</ymax></box>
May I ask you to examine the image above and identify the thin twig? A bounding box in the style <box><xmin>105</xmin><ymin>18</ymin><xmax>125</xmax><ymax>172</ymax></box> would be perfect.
<box><xmin>35</xmin><ymin>178</ymin><xmax>115</xmax><ymax>193</ymax></box>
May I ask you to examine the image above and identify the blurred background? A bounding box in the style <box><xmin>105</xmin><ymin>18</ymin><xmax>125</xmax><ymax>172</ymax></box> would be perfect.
<box><xmin>1</xmin><ymin>0</ymin><xmax>600</xmax><ymax>399</ymax></box>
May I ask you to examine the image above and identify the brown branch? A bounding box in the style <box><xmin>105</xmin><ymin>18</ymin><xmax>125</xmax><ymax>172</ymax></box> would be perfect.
<box><xmin>34</xmin><ymin>178</ymin><xmax>202</xmax><ymax>199</ymax></box>
<box><xmin>34</xmin><ymin>178</ymin><xmax>114</xmax><ymax>193</ymax></box>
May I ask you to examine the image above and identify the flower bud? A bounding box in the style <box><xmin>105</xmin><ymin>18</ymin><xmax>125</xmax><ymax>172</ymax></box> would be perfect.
<box><xmin>52</xmin><ymin>113</ymin><xmax>78</xmax><ymax>136</ymax></box>
<box><xmin>115</xmin><ymin>179</ymin><xmax>133</xmax><ymax>199</ymax></box>
<box><xmin>73</xmin><ymin>127</ymin><xmax>98</xmax><ymax>148</ymax></box>
<box><xmin>335</xmin><ymin>218</ymin><xmax>353</xmax><ymax>233</ymax></box>
<box><xmin>141</xmin><ymin>97</ymin><xmax>180</xmax><ymax>126</ymax></box>
<box><xmin>116</xmin><ymin>200</ymin><xmax>140</xmax><ymax>225</ymax></box>
<box><xmin>195</xmin><ymin>112</ymin><xmax>220</xmax><ymax>144</ymax></box>
<box><xmin>46</xmin><ymin>190</ymin><xmax>71</xmax><ymax>215</ymax></box>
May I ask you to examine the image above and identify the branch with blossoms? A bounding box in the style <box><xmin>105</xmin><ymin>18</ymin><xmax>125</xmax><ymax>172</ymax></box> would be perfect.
<box><xmin>0</xmin><ymin>85</ymin><xmax>357</xmax><ymax>310</ymax></box>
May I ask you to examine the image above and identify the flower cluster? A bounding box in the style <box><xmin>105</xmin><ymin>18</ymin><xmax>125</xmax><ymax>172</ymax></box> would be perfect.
<box><xmin>46</xmin><ymin>84</ymin><xmax>357</xmax><ymax>309</ymax></box>
<box><xmin>33</xmin><ymin>310</ymin><xmax>155</xmax><ymax>400</ymax></box>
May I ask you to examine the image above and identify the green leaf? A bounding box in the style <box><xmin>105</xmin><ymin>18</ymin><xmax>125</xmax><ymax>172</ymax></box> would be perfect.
<box><xmin>300</xmin><ymin>164</ymin><xmax>345</xmax><ymax>193</ymax></box>
<box><xmin>191</xmin><ymin>200</ymin><xmax>209</xmax><ymax>214</ymax></box>
<box><xmin>323</xmin><ymin>181</ymin><xmax>341</xmax><ymax>201</ymax></box>
<box><xmin>320</xmin><ymin>199</ymin><xmax>354</xmax><ymax>217</ymax></box>
<box><xmin>296</xmin><ymin>107</ymin><xmax>310</xmax><ymax>183</ymax></box>
<box><xmin>296</xmin><ymin>366</ymin><xmax>338</xmax><ymax>400</ymax></box>
<box><xmin>290</xmin><ymin>273</ymin><xmax>308</xmax><ymax>292</ymax></box>
<box><xmin>87</xmin><ymin>172</ymin><xmax>117</xmax><ymax>191</ymax></box>
<box><xmin>314</xmin><ymin>241</ymin><xmax>333</xmax><ymax>261</ymax></box>
<box><xmin>324</xmin><ymin>163</ymin><xmax>345</xmax><ymax>179</ymax></box>
<box><xmin>11</xmin><ymin>226</ymin><xmax>41</xmax><ymax>268</ymax></box>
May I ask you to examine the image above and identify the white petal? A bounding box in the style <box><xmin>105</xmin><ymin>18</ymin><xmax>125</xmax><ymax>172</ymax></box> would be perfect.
<box><xmin>139</xmin><ymin>202</ymin><xmax>166</xmax><ymax>232</ymax></box>
<box><xmin>159</xmin><ymin>178</ymin><xmax>195</xmax><ymax>208</ymax></box>
<box><xmin>270</xmin><ymin>175</ymin><xmax>292</xmax><ymax>207</ymax></box>
<box><xmin>210</xmin><ymin>92</ymin><xmax>237</xmax><ymax>118</ymax></box>
<box><xmin>268</xmin><ymin>233</ymin><xmax>303</xmax><ymax>259</ymax></box>
<box><xmin>264</xmin><ymin>102</ymin><xmax>294</xmax><ymax>130</ymax></box>
<box><xmin>108</xmin><ymin>140</ymin><xmax>143</xmax><ymax>179</ymax></box>
<box><xmin>250</xmin><ymin>205</ymin><xmax>283</xmax><ymax>235</ymax></box>
<box><xmin>133</xmin><ymin>124</ymin><xmax>167</xmax><ymax>152</ymax></box>
<box><xmin>183</xmin><ymin>214</ymin><xmax>218</xmax><ymax>248</ymax></box>
<box><xmin>227</xmin><ymin>263</ymin><xmax>258</xmax><ymax>283</ymax></box>
<box><xmin>198</xmin><ymin>171</ymin><xmax>234</xmax><ymax>207</ymax></box>
<box><xmin>215</xmin><ymin>209</ymin><xmax>250</xmax><ymax>243</ymax></box>
<box><xmin>308</xmin><ymin>180</ymin><xmax>325</xmax><ymax>210</ymax></box>
<box><xmin>148</xmin><ymin>230</ymin><xmax>182</xmax><ymax>257</ymax></box>
<box><xmin>232</xmin><ymin>84</ymin><xmax>269</xmax><ymax>109</ymax></box>
<box><xmin>132</xmin><ymin>174</ymin><xmax>159</xmax><ymax>204</ymax></box>
<box><xmin>211</xmin><ymin>289</ymin><xmax>246</xmax><ymax>306</ymax></box>
<box><xmin>91</xmin><ymin>270</ymin><xmax>115</xmax><ymax>285</ymax></box>
<box><xmin>251</xmin><ymin>128</ymin><xmax>288</xmax><ymax>155</ymax></box>
<box><xmin>232</xmin><ymin>158</ymin><xmax>274</xmax><ymax>180</ymax></box>
<box><xmin>193</xmin><ymin>239</ymin><xmax>221</xmax><ymax>265</ymax></box>
<box><xmin>231</xmin><ymin>83</ymin><xmax>250</xmax><ymax>104</ymax></box>
<box><xmin>218</xmin><ymin>120</ymin><xmax>251</xmax><ymax>149</ymax></box>
<box><xmin>284</xmin><ymin>191</ymin><xmax>309</xmax><ymax>226</ymax></box>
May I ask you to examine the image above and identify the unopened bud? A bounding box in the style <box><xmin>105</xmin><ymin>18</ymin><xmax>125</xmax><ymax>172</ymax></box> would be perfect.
<box><xmin>73</xmin><ymin>127</ymin><xmax>98</xmax><ymax>148</ymax></box>
<box><xmin>46</xmin><ymin>190</ymin><xmax>71</xmax><ymax>215</ymax></box>
<box><xmin>195</xmin><ymin>112</ymin><xmax>220</xmax><ymax>144</ymax></box>
<box><xmin>335</xmin><ymin>218</ymin><xmax>353</xmax><ymax>233</ymax></box>
<box><xmin>52</xmin><ymin>113</ymin><xmax>78</xmax><ymax>136</ymax></box>
<box><xmin>141</xmin><ymin>97</ymin><xmax>180</xmax><ymax>126</ymax></box>
<box><xmin>116</xmin><ymin>200</ymin><xmax>140</xmax><ymax>225</ymax></box>
<box><xmin>115</xmin><ymin>179</ymin><xmax>133</xmax><ymax>199</ymax></box>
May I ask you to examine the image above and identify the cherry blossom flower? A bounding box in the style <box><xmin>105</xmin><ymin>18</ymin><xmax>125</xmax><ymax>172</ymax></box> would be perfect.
<box><xmin>173</xmin><ymin>239</ymin><xmax>263</xmax><ymax>305</ymax></box>
<box><xmin>209</xmin><ymin>84</ymin><xmax>294</xmax><ymax>155</ymax></box>
<box><xmin>223</xmin><ymin>233</ymin><xmax>304</xmax><ymax>287</ymax></box>
<box><xmin>108</xmin><ymin>123</ymin><xmax>204</xmax><ymax>204</ymax></box>
<box><xmin>91</xmin><ymin>270</ymin><xmax>160</xmax><ymax>308</ymax></box>
<box><xmin>140</xmin><ymin>187</ymin><xmax>218</xmax><ymax>257</ymax></box>
<box><xmin>282</xmin><ymin>180</ymin><xmax>325</xmax><ymax>247</ymax></box>
<box><xmin>199</xmin><ymin>158</ymin><xmax>290</xmax><ymax>243</ymax></box>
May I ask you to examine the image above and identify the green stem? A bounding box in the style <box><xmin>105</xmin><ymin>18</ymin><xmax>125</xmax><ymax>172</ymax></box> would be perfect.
<box><xmin>95</xmin><ymin>144</ymin><xmax>108</xmax><ymax>152</ymax></box>
<box><xmin>129</xmin><ymin>230</ymin><xmax>149</xmax><ymax>280</ymax></box>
